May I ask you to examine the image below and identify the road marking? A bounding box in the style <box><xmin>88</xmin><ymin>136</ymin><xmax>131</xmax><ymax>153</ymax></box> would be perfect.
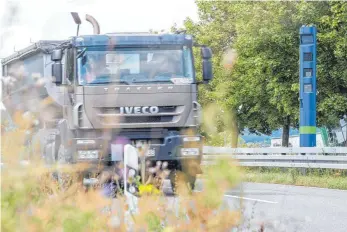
<box><xmin>224</xmin><ymin>194</ymin><xmax>278</xmax><ymax>204</ymax></box>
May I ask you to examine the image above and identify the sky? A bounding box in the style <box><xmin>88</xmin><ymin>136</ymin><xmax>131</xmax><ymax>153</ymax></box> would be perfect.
<box><xmin>0</xmin><ymin>0</ymin><xmax>199</xmax><ymax>58</ymax></box>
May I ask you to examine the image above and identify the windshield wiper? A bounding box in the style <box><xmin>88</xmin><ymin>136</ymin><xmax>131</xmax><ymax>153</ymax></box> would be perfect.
<box><xmin>76</xmin><ymin>48</ymin><xmax>87</xmax><ymax>59</ymax></box>
<box><xmin>113</xmin><ymin>80</ymin><xmax>131</xmax><ymax>85</ymax></box>
<box><xmin>89</xmin><ymin>80</ymin><xmax>131</xmax><ymax>85</ymax></box>
<box><xmin>131</xmin><ymin>79</ymin><xmax>174</xmax><ymax>84</ymax></box>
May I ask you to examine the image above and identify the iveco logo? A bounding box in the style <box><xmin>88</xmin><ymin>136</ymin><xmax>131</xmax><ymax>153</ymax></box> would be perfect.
<box><xmin>119</xmin><ymin>106</ymin><xmax>159</xmax><ymax>114</ymax></box>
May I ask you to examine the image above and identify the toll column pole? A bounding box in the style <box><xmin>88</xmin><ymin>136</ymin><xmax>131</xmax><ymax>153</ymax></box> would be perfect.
<box><xmin>299</xmin><ymin>25</ymin><xmax>317</xmax><ymax>147</ymax></box>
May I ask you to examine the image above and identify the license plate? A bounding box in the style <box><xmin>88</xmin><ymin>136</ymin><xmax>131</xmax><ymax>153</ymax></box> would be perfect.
<box><xmin>78</xmin><ymin>151</ymin><xmax>99</xmax><ymax>159</ymax></box>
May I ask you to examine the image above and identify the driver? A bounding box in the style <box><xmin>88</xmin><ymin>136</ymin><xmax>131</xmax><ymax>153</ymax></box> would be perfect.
<box><xmin>147</xmin><ymin>52</ymin><xmax>180</xmax><ymax>79</ymax></box>
<box><xmin>85</xmin><ymin>55</ymin><xmax>109</xmax><ymax>83</ymax></box>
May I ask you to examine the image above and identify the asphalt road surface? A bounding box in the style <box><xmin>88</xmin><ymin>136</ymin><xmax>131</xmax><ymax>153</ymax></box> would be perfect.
<box><xmin>163</xmin><ymin>180</ymin><xmax>347</xmax><ymax>232</ymax></box>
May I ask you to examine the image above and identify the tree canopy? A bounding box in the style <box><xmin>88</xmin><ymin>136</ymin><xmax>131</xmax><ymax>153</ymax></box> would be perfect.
<box><xmin>174</xmin><ymin>1</ymin><xmax>347</xmax><ymax>146</ymax></box>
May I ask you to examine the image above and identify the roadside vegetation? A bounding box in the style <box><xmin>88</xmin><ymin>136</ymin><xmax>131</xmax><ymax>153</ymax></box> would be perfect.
<box><xmin>242</xmin><ymin>167</ymin><xmax>347</xmax><ymax>190</ymax></box>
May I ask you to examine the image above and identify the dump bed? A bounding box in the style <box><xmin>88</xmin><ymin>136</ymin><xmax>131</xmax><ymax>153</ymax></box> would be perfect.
<box><xmin>2</xmin><ymin>40</ymin><xmax>67</xmax><ymax>77</ymax></box>
<box><xmin>1</xmin><ymin>40</ymin><xmax>68</xmax><ymax>115</ymax></box>
<box><xmin>1</xmin><ymin>40</ymin><xmax>67</xmax><ymax>66</ymax></box>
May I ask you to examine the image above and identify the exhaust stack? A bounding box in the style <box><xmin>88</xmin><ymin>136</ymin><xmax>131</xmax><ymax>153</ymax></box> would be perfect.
<box><xmin>85</xmin><ymin>14</ymin><xmax>100</xmax><ymax>35</ymax></box>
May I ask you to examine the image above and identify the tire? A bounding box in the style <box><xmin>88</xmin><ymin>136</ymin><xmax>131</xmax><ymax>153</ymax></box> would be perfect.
<box><xmin>168</xmin><ymin>169</ymin><xmax>178</xmax><ymax>194</ymax></box>
<box><xmin>29</xmin><ymin>131</ymin><xmax>43</xmax><ymax>161</ymax></box>
<box><xmin>57</xmin><ymin>144</ymin><xmax>72</xmax><ymax>164</ymax></box>
<box><xmin>55</xmin><ymin>144</ymin><xmax>74</xmax><ymax>190</ymax></box>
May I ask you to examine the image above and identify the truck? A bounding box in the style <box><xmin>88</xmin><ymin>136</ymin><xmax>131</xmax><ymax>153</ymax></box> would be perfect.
<box><xmin>1</xmin><ymin>13</ymin><xmax>213</xmax><ymax>194</ymax></box>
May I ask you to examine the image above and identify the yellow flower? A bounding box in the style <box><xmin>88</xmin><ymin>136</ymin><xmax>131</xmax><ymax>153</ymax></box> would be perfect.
<box><xmin>139</xmin><ymin>184</ymin><xmax>161</xmax><ymax>195</ymax></box>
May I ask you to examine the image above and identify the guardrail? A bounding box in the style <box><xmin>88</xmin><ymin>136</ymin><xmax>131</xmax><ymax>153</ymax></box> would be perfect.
<box><xmin>202</xmin><ymin>146</ymin><xmax>347</xmax><ymax>169</ymax></box>
<box><xmin>2</xmin><ymin>146</ymin><xmax>347</xmax><ymax>170</ymax></box>
<box><xmin>202</xmin><ymin>146</ymin><xmax>347</xmax><ymax>155</ymax></box>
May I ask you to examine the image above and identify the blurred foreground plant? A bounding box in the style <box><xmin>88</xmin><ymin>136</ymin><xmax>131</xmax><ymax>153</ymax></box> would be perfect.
<box><xmin>1</xmin><ymin>109</ymin><xmax>242</xmax><ymax>231</ymax></box>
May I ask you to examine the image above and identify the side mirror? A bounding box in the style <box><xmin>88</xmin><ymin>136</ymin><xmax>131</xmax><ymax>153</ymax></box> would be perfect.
<box><xmin>202</xmin><ymin>60</ymin><xmax>213</xmax><ymax>82</ymax></box>
<box><xmin>52</xmin><ymin>63</ymin><xmax>63</xmax><ymax>85</ymax></box>
<box><xmin>51</xmin><ymin>49</ymin><xmax>63</xmax><ymax>62</ymax></box>
<box><xmin>51</xmin><ymin>49</ymin><xmax>63</xmax><ymax>85</ymax></box>
<box><xmin>201</xmin><ymin>47</ymin><xmax>213</xmax><ymax>82</ymax></box>
<box><xmin>201</xmin><ymin>46</ymin><xmax>212</xmax><ymax>60</ymax></box>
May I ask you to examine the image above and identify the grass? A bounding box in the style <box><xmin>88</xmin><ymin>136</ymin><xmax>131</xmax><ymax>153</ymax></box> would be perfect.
<box><xmin>1</xmin><ymin>156</ymin><xmax>243</xmax><ymax>231</ymax></box>
<box><xmin>1</xmin><ymin>124</ymin><xmax>244</xmax><ymax>231</ymax></box>
<box><xmin>242</xmin><ymin>167</ymin><xmax>347</xmax><ymax>190</ymax></box>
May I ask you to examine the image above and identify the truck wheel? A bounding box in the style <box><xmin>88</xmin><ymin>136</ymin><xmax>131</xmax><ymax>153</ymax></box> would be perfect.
<box><xmin>30</xmin><ymin>131</ymin><xmax>43</xmax><ymax>161</ymax></box>
<box><xmin>55</xmin><ymin>144</ymin><xmax>73</xmax><ymax>190</ymax></box>
<box><xmin>57</xmin><ymin>144</ymin><xmax>72</xmax><ymax>164</ymax></box>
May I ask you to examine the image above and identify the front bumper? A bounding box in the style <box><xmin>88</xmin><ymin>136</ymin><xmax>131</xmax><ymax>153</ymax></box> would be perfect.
<box><xmin>69</xmin><ymin>133</ymin><xmax>203</xmax><ymax>164</ymax></box>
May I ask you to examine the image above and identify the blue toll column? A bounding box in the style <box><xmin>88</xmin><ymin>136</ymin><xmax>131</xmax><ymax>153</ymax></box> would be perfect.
<box><xmin>299</xmin><ymin>25</ymin><xmax>317</xmax><ymax>147</ymax></box>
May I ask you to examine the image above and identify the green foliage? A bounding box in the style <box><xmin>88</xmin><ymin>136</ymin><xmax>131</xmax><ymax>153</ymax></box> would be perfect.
<box><xmin>202</xmin><ymin>159</ymin><xmax>241</xmax><ymax>208</ymax></box>
<box><xmin>316</xmin><ymin>2</ymin><xmax>347</xmax><ymax>127</ymax></box>
<box><xmin>244</xmin><ymin>167</ymin><xmax>347</xmax><ymax>190</ymax></box>
<box><xmin>145</xmin><ymin>212</ymin><xmax>163</xmax><ymax>232</ymax></box>
<box><xmin>178</xmin><ymin>1</ymin><xmax>347</xmax><ymax>145</ymax></box>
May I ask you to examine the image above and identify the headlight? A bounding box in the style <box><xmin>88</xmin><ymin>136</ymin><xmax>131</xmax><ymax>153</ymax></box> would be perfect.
<box><xmin>83</xmin><ymin>178</ymin><xmax>98</xmax><ymax>185</ymax></box>
<box><xmin>78</xmin><ymin>150</ymin><xmax>99</xmax><ymax>159</ymax></box>
<box><xmin>183</xmin><ymin>137</ymin><xmax>200</xmax><ymax>142</ymax></box>
<box><xmin>47</xmin><ymin>134</ymin><xmax>56</xmax><ymax>141</ymax></box>
<box><xmin>181</xmin><ymin>148</ymin><xmax>199</xmax><ymax>156</ymax></box>
<box><xmin>77</xmin><ymin>140</ymin><xmax>96</xmax><ymax>145</ymax></box>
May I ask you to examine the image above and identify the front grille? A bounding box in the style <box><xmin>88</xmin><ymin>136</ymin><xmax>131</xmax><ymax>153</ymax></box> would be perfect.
<box><xmin>130</xmin><ymin>138</ymin><xmax>164</xmax><ymax>145</ymax></box>
<box><xmin>157</xmin><ymin>106</ymin><xmax>176</xmax><ymax>113</ymax></box>
<box><xmin>122</xmin><ymin>116</ymin><xmax>173</xmax><ymax>123</ymax></box>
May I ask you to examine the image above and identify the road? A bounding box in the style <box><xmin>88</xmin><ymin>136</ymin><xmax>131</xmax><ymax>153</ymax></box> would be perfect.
<box><xmin>163</xmin><ymin>180</ymin><xmax>347</xmax><ymax>232</ymax></box>
<box><xmin>224</xmin><ymin>182</ymin><xmax>347</xmax><ymax>232</ymax></box>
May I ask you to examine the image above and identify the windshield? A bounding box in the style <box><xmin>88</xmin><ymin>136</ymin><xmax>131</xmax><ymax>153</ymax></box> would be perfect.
<box><xmin>77</xmin><ymin>47</ymin><xmax>194</xmax><ymax>85</ymax></box>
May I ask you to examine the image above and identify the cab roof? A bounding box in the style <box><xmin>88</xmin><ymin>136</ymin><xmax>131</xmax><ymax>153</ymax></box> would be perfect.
<box><xmin>72</xmin><ymin>33</ymin><xmax>193</xmax><ymax>47</ymax></box>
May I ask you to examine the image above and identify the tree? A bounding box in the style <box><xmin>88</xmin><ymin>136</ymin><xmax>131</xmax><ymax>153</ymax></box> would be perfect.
<box><xmin>172</xmin><ymin>2</ymin><xmax>242</xmax><ymax>147</ymax></box>
<box><xmin>178</xmin><ymin>1</ymin><xmax>347</xmax><ymax>147</ymax></box>
<box><xmin>316</xmin><ymin>2</ymin><xmax>347</xmax><ymax>129</ymax></box>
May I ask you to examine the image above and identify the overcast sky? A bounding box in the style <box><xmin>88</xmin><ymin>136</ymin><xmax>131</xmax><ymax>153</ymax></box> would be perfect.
<box><xmin>0</xmin><ymin>0</ymin><xmax>199</xmax><ymax>58</ymax></box>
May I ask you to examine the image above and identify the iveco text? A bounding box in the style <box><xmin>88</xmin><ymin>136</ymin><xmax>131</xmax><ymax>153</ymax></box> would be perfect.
<box><xmin>119</xmin><ymin>106</ymin><xmax>159</xmax><ymax>114</ymax></box>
